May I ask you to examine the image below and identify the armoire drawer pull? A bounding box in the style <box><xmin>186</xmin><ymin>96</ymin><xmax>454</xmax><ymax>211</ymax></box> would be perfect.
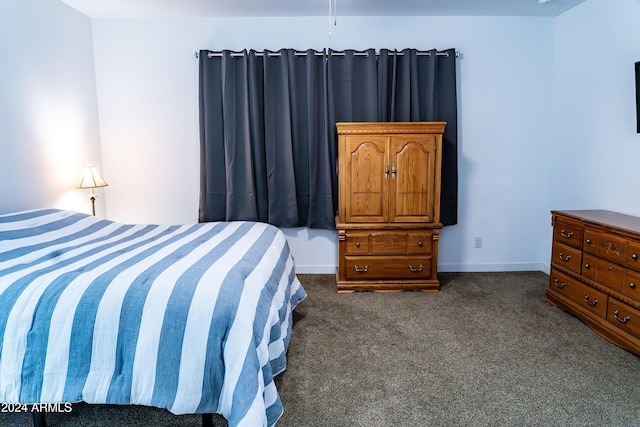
<box><xmin>630</xmin><ymin>282</ymin><xmax>636</xmax><ymax>289</ymax></box>
<box><xmin>408</xmin><ymin>264</ymin><xmax>423</xmax><ymax>272</ymax></box>
<box><xmin>561</xmin><ymin>229</ymin><xmax>573</xmax><ymax>238</ymax></box>
<box><xmin>584</xmin><ymin>295</ymin><xmax>598</xmax><ymax>306</ymax></box>
<box><xmin>584</xmin><ymin>263</ymin><xmax>590</xmax><ymax>269</ymax></box>
<box><xmin>613</xmin><ymin>310</ymin><xmax>630</xmax><ymax>324</ymax></box>
<box><xmin>586</xmin><ymin>239</ymin><xmax>592</xmax><ymax>245</ymax></box>
<box><xmin>632</xmin><ymin>253</ymin><xmax>639</xmax><ymax>261</ymax></box>
<box><xmin>418</xmin><ymin>241</ymin><xmax>423</xmax><ymax>247</ymax></box>
<box><xmin>356</xmin><ymin>242</ymin><xmax>360</xmax><ymax>247</ymax></box>
<box><xmin>559</xmin><ymin>252</ymin><xmax>571</xmax><ymax>262</ymax></box>
<box><xmin>554</xmin><ymin>278</ymin><xmax>566</xmax><ymax>289</ymax></box>
<box><xmin>353</xmin><ymin>264</ymin><xmax>368</xmax><ymax>272</ymax></box>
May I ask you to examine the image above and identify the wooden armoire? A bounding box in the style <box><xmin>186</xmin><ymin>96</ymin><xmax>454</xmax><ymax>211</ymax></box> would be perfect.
<box><xmin>335</xmin><ymin>122</ymin><xmax>446</xmax><ymax>292</ymax></box>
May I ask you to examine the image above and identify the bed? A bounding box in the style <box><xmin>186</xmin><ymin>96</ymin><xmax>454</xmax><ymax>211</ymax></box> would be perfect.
<box><xmin>0</xmin><ymin>209</ymin><xmax>306</xmax><ymax>426</ymax></box>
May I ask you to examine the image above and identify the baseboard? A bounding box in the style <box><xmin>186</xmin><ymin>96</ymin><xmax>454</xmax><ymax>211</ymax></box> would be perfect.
<box><xmin>296</xmin><ymin>263</ymin><xmax>550</xmax><ymax>275</ymax></box>
<box><xmin>295</xmin><ymin>265</ymin><xmax>337</xmax><ymax>274</ymax></box>
<box><xmin>438</xmin><ymin>262</ymin><xmax>549</xmax><ymax>274</ymax></box>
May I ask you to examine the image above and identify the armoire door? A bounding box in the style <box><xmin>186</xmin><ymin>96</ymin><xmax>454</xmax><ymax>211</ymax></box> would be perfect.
<box><xmin>343</xmin><ymin>135</ymin><xmax>389</xmax><ymax>223</ymax></box>
<box><xmin>389</xmin><ymin>135</ymin><xmax>438</xmax><ymax>223</ymax></box>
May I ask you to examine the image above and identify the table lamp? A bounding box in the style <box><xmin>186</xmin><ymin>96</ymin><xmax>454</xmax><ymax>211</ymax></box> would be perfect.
<box><xmin>78</xmin><ymin>164</ymin><xmax>108</xmax><ymax>216</ymax></box>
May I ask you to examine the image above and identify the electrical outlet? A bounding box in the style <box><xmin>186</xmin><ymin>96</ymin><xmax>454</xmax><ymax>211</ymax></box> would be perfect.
<box><xmin>474</xmin><ymin>237</ymin><xmax>482</xmax><ymax>248</ymax></box>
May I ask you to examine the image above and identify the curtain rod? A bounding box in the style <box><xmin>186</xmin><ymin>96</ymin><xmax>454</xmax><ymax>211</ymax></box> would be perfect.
<box><xmin>194</xmin><ymin>50</ymin><xmax>458</xmax><ymax>59</ymax></box>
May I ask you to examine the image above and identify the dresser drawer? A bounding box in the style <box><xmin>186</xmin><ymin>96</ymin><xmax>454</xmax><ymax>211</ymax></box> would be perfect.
<box><xmin>626</xmin><ymin>241</ymin><xmax>640</xmax><ymax>271</ymax></box>
<box><xmin>548</xmin><ymin>269</ymin><xmax>607</xmax><ymax>319</ymax></box>
<box><xmin>584</xmin><ymin>231</ymin><xmax>627</xmax><ymax>264</ymax></box>
<box><xmin>553</xmin><ymin>218</ymin><xmax>583</xmax><ymax>249</ymax></box>
<box><xmin>581</xmin><ymin>254</ymin><xmax>623</xmax><ymax>292</ymax></box>
<box><xmin>345</xmin><ymin>256</ymin><xmax>432</xmax><ymax>280</ymax></box>
<box><xmin>551</xmin><ymin>242</ymin><xmax>582</xmax><ymax>274</ymax></box>
<box><xmin>345</xmin><ymin>232</ymin><xmax>370</xmax><ymax>254</ymax></box>
<box><xmin>607</xmin><ymin>299</ymin><xmax>640</xmax><ymax>338</ymax></box>
<box><xmin>621</xmin><ymin>269</ymin><xmax>640</xmax><ymax>302</ymax></box>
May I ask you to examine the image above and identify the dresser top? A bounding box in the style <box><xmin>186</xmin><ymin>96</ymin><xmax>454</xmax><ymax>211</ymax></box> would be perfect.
<box><xmin>552</xmin><ymin>210</ymin><xmax>640</xmax><ymax>236</ymax></box>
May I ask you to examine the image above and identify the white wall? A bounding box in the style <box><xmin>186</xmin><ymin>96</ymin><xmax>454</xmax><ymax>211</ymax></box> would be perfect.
<box><xmin>0</xmin><ymin>0</ymin><xmax>104</xmax><ymax>216</ymax></box>
<box><xmin>91</xmin><ymin>15</ymin><xmax>555</xmax><ymax>273</ymax></box>
<box><xmin>5</xmin><ymin>0</ymin><xmax>638</xmax><ymax>274</ymax></box>
<box><xmin>550</xmin><ymin>0</ymin><xmax>640</xmax><ymax>217</ymax></box>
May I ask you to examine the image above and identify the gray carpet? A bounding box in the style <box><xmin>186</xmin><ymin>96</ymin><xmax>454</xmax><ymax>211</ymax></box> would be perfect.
<box><xmin>3</xmin><ymin>272</ymin><xmax>639</xmax><ymax>426</ymax></box>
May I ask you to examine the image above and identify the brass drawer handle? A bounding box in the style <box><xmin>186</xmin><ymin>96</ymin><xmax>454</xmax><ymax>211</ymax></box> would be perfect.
<box><xmin>613</xmin><ymin>309</ymin><xmax>630</xmax><ymax>324</ymax></box>
<box><xmin>630</xmin><ymin>282</ymin><xmax>636</xmax><ymax>289</ymax></box>
<box><xmin>559</xmin><ymin>252</ymin><xmax>571</xmax><ymax>262</ymax></box>
<box><xmin>353</xmin><ymin>264</ymin><xmax>368</xmax><ymax>272</ymax></box>
<box><xmin>408</xmin><ymin>264</ymin><xmax>423</xmax><ymax>272</ymax></box>
<box><xmin>586</xmin><ymin>239</ymin><xmax>592</xmax><ymax>245</ymax></box>
<box><xmin>560</xmin><ymin>229</ymin><xmax>573</xmax><ymax>239</ymax></box>
<box><xmin>608</xmin><ymin>266</ymin><xmax>613</xmax><ymax>271</ymax></box>
<box><xmin>632</xmin><ymin>253</ymin><xmax>638</xmax><ymax>261</ymax></box>
<box><xmin>418</xmin><ymin>241</ymin><xmax>423</xmax><ymax>247</ymax></box>
<box><xmin>356</xmin><ymin>242</ymin><xmax>360</xmax><ymax>248</ymax></box>
<box><xmin>554</xmin><ymin>278</ymin><xmax>566</xmax><ymax>289</ymax></box>
<box><xmin>584</xmin><ymin>294</ymin><xmax>598</xmax><ymax>306</ymax></box>
<box><xmin>584</xmin><ymin>263</ymin><xmax>590</xmax><ymax>269</ymax></box>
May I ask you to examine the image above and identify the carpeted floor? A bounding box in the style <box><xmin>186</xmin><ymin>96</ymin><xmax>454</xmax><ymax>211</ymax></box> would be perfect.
<box><xmin>3</xmin><ymin>272</ymin><xmax>640</xmax><ymax>426</ymax></box>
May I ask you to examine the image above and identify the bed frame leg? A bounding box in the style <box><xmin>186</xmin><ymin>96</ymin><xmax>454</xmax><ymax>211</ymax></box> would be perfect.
<box><xmin>32</xmin><ymin>411</ymin><xmax>47</xmax><ymax>427</ymax></box>
<box><xmin>202</xmin><ymin>413</ymin><xmax>214</xmax><ymax>427</ymax></box>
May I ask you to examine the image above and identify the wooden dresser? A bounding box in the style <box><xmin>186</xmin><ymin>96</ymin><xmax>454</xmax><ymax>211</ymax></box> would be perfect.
<box><xmin>546</xmin><ymin>210</ymin><xmax>640</xmax><ymax>355</ymax></box>
<box><xmin>335</xmin><ymin>122</ymin><xmax>445</xmax><ymax>293</ymax></box>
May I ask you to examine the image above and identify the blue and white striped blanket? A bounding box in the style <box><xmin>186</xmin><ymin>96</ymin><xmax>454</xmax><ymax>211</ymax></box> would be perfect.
<box><xmin>0</xmin><ymin>209</ymin><xmax>306</xmax><ymax>426</ymax></box>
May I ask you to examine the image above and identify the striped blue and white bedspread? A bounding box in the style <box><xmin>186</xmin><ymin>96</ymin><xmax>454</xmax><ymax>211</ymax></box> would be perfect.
<box><xmin>0</xmin><ymin>209</ymin><xmax>306</xmax><ymax>426</ymax></box>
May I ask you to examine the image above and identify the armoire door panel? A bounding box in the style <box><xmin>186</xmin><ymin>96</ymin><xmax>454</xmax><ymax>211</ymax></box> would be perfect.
<box><xmin>390</xmin><ymin>136</ymin><xmax>436</xmax><ymax>223</ymax></box>
<box><xmin>344</xmin><ymin>136</ymin><xmax>389</xmax><ymax>223</ymax></box>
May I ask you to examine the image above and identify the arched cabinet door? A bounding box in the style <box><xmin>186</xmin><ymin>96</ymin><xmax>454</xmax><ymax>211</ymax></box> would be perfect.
<box><xmin>342</xmin><ymin>135</ymin><xmax>389</xmax><ymax>223</ymax></box>
<box><xmin>389</xmin><ymin>135</ymin><xmax>438</xmax><ymax>223</ymax></box>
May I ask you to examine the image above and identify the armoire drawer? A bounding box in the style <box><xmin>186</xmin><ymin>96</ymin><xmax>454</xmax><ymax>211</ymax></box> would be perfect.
<box><xmin>607</xmin><ymin>299</ymin><xmax>640</xmax><ymax>338</ymax></box>
<box><xmin>345</xmin><ymin>231</ymin><xmax>434</xmax><ymax>255</ymax></box>
<box><xmin>371</xmin><ymin>232</ymin><xmax>407</xmax><ymax>254</ymax></box>
<box><xmin>345</xmin><ymin>256</ymin><xmax>432</xmax><ymax>280</ymax></box>
<box><xmin>344</xmin><ymin>233</ymin><xmax>371</xmax><ymax>254</ymax></box>
<box><xmin>548</xmin><ymin>269</ymin><xmax>607</xmax><ymax>319</ymax></box>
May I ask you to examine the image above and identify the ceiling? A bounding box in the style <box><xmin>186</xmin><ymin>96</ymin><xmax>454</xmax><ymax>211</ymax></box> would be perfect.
<box><xmin>60</xmin><ymin>0</ymin><xmax>587</xmax><ymax>19</ymax></box>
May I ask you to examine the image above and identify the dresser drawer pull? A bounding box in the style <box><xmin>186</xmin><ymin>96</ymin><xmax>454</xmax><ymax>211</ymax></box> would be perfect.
<box><xmin>584</xmin><ymin>295</ymin><xmax>598</xmax><ymax>306</ymax></box>
<box><xmin>418</xmin><ymin>241</ymin><xmax>423</xmax><ymax>247</ymax></box>
<box><xmin>356</xmin><ymin>242</ymin><xmax>360</xmax><ymax>247</ymax></box>
<box><xmin>586</xmin><ymin>238</ymin><xmax>592</xmax><ymax>245</ymax></box>
<box><xmin>584</xmin><ymin>263</ymin><xmax>590</xmax><ymax>269</ymax></box>
<box><xmin>632</xmin><ymin>253</ymin><xmax>638</xmax><ymax>261</ymax></box>
<box><xmin>553</xmin><ymin>279</ymin><xmax>566</xmax><ymax>289</ymax></box>
<box><xmin>408</xmin><ymin>264</ymin><xmax>424</xmax><ymax>273</ymax></box>
<box><xmin>630</xmin><ymin>282</ymin><xmax>636</xmax><ymax>289</ymax></box>
<box><xmin>559</xmin><ymin>252</ymin><xmax>571</xmax><ymax>262</ymax></box>
<box><xmin>353</xmin><ymin>264</ymin><xmax>369</xmax><ymax>272</ymax></box>
<box><xmin>560</xmin><ymin>229</ymin><xmax>573</xmax><ymax>239</ymax></box>
<box><xmin>613</xmin><ymin>310</ymin><xmax>630</xmax><ymax>324</ymax></box>
<box><xmin>608</xmin><ymin>266</ymin><xmax>613</xmax><ymax>270</ymax></box>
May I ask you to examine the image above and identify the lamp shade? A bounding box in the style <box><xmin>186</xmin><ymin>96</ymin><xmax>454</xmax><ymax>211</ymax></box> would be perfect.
<box><xmin>78</xmin><ymin>165</ymin><xmax>108</xmax><ymax>189</ymax></box>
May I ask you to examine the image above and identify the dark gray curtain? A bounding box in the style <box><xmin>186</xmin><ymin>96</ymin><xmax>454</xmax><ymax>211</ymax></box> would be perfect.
<box><xmin>199</xmin><ymin>48</ymin><xmax>457</xmax><ymax>228</ymax></box>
